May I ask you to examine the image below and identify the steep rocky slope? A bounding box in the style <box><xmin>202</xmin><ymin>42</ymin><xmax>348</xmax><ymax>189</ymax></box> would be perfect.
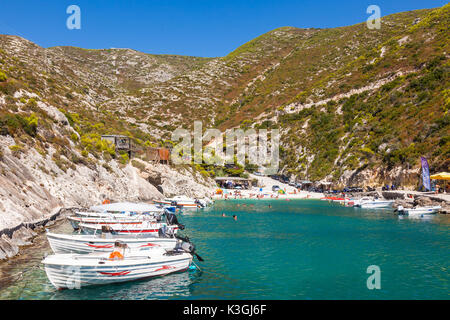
<box><xmin>0</xmin><ymin>4</ymin><xmax>449</xmax><ymax>258</ymax></box>
<box><xmin>1</xmin><ymin>6</ymin><xmax>448</xmax><ymax>182</ymax></box>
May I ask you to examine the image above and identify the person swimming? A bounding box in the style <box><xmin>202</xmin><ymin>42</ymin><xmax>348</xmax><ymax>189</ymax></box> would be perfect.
<box><xmin>232</xmin><ymin>215</ymin><xmax>237</xmax><ymax>221</ymax></box>
<box><xmin>222</xmin><ymin>213</ymin><xmax>226</xmax><ymax>217</ymax></box>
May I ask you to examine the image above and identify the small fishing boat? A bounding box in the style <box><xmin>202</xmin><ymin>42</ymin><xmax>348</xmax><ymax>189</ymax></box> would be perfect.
<box><xmin>89</xmin><ymin>202</ymin><xmax>164</xmax><ymax>214</ymax></box>
<box><xmin>42</xmin><ymin>247</ymin><xmax>193</xmax><ymax>289</ymax></box>
<box><xmin>75</xmin><ymin>211</ymin><xmax>152</xmax><ymax>219</ymax></box>
<box><xmin>154</xmin><ymin>196</ymin><xmax>212</xmax><ymax>209</ymax></box>
<box><xmin>353</xmin><ymin>197</ymin><xmax>394</xmax><ymax>208</ymax></box>
<box><xmin>79</xmin><ymin>221</ymin><xmax>180</xmax><ymax>237</ymax></box>
<box><xmin>68</xmin><ymin>216</ymin><xmax>152</xmax><ymax>230</ymax></box>
<box><xmin>321</xmin><ymin>196</ymin><xmax>340</xmax><ymax>201</ymax></box>
<box><xmin>46</xmin><ymin>230</ymin><xmax>194</xmax><ymax>254</ymax></box>
<box><xmin>332</xmin><ymin>197</ymin><xmax>350</xmax><ymax>204</ymax></box>
<box><xmin>397</xmin><ymin>205</ymin><xmax>441</xmax><ymax>216</ymax></box>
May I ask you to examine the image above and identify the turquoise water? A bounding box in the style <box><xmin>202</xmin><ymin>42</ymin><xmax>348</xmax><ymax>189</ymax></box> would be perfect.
<box><xmin>0</xmin><ymin>199</ymin><xmax>449</xmax><ymax>300</ymax></box>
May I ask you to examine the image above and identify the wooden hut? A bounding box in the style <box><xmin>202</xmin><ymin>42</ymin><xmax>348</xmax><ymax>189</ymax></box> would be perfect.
<box><xmin>101</xmin><ymin>135</ymin><xmax>132</xmax><ymax>157</ymax></box>
<box><xmin>146</xmin><ymin>147</ymin><xmax>170</xmax><ymax>164</ymax></box>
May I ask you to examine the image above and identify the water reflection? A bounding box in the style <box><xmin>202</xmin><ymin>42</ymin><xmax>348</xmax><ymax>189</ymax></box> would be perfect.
<box><xmin>49</xmin><ymin>271</ymin><xmax>195</xmax><ymax>300</ymax></box>
<box><xmin>1</xmin><ymin>199</ymin><xmax>449</xmax><ymax>300</ymax></box>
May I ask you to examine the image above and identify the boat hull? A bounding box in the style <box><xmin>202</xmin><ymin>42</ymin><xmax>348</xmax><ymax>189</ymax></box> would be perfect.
<box><xmin>359</xmin><ymin>201</ymin><xmax>394</xmax><ymax>208</ymax></box>
<box><xmin>79</xmin><ymin>222</ymin><xmax>178</xmax><ymax>237</ymax></box>
<box><xmin>154</xmin><ymin>200</ymin><xmax>199</xmax><ymax>208</ymax></box>
<box><xmin>46</xmin><ymin>232</ymin><xmax>179</xmax><ymax>254</ymax></box>
<box><xmin>68</xmin><ymin>216</ymin><xmax>150</xmax><ymax>230</ymax></box>
<box><xmin>42</xmin><ymin>251</ymin><xmax>192</xmax><ymax>289</ymax></box>
<box><xmin>406</xmin><ymin>208</ymin><xmax>440</xmax><ymax>215</ymax></box>
<box><xmin>75</xmin><ymin>211</ymin><xmax>156</xmax><ymax>219</ymax></box>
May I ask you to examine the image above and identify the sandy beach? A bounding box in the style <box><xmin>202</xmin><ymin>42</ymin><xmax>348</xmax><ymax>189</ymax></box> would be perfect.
<box><xmin>212</xmin><ymin>174</ymin><xmax>324</xmax><ymax>200</ymax></box>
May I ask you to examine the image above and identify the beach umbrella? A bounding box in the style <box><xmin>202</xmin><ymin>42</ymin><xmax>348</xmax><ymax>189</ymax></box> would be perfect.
<box><xmin>430</xmin><ymin>172</ymin><xmax>450</xmax><ymax>180</ymax></box>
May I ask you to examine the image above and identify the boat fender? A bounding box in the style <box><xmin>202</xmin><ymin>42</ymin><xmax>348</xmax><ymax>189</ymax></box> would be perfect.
<box><xmin>109</xmin><ymin>251</ymin><xmax>124</xmax><ymax>260</ymax></box>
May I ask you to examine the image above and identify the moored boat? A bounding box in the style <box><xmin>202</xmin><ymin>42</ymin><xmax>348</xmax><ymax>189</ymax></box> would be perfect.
<box><xmin>75</xmin><ymin>211</ymin><xmax>157</xmax><ymax>219</ymax></box>
<box><xmin>42</xmin><ymin>247</ymin><xmax>193</xmax><ymax>289</ymax></box>
<box><xmin>353</xmin><ymin>196</ymin><xmax>394</xmax><ymax>209</ymax></box>
<box><xmin>154</xmin><ymin>196</ymin><xmax>212</xmax><ymax>209</ymax></box>
<box><xmin>397</xmin><ymin>205</ymin><xmax>441</xmax><ymax>216</ymax></box>
<box><xmin>79</xmin><ymin>221</ymin><xmax>180</xmax><ymax>237</ymax></box>
<box><xmin>68</xmin><ymin>216</ymin><xmax>151</xmax><ymax>230</ymax></box>
<box><xmin>89</xmin><ymin>202</ymin><xmax>164</xmax><ymax>215</ymax></box>
<box><xmin>46</xmin><ymin>230</ymin><xmax>193</xmax><ymax>254</ymax></box>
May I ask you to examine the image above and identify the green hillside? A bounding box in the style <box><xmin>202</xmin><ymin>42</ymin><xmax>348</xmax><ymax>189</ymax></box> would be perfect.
<box><xmin>0</xmin><ymin>4</ymin><xmax>448</xmax><ymax>187</ymax></box>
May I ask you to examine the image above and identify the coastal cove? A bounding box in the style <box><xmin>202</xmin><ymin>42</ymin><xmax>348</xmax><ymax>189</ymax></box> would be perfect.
<box><xmin>0</xmin><ymin>199</ymin><xmax>448</xmax><ymax>300</ymax></box>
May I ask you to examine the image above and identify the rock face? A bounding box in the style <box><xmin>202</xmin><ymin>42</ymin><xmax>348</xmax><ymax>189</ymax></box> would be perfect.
<box><xmin>0</xmin><ymin>138</ymin><xmax>215</xmax><ymax>260</ymax></box>
<box><xmin>134</xmin><ymin>160</ymin><xmax>216</xmax><ymax>199</ymax></box>
<box><xmin>1</xmin><ymin>5</ymin><xmax>449</xmax><ymax>259</ymax></box>
<box><xmin>414</xmin><ymin>196</ymin><xmax>435</xmax><ymax>207</ymax></box>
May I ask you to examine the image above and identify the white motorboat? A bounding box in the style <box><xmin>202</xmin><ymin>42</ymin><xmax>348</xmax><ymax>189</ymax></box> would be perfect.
<box><xmin>76</xmin><ymin>211</ymin><xmax>124</xmax><ymax>219</ymax></box>
<box><xmin>42</xmin><ymin>247</ymin><xmax>193</xmax><ymax>289</ymax></box>
<box><xmin>75</xmin><ymin>211</ymin><xmax>156</xmax><ymax>219</ymax></box>
<box><xmin>397</xmin><ymin>205</ymin><xmax>441</xmax><ymax>216</ymax></box>
<box><xmin>89</xmin><ymin>202</ymin><xmax>164</xmax><ymax>214</ymax></box>
<box><xmin>79</xmin><ymin>221</ymin><xmax>180</xmax><ymax>237</ymax></box>
<box><xmin>333</xmin><ymin>198</ymin><xmax>351</xmax><ymax>204</ymax></box>
<box><xmin>360</xmin><ymin>201</ymin><xmax>394</xmax><ymax>209</ymax></box>
<box><xmin>154</xmin><ymin>196</ymin><xmax>212</xmax><ymax>209</ymax></box>
<box><xmin>353</xmin><ymin>197</ymin><xmax>394</xmax><ymax>208</ymax></box>
<box><xmin>46</xmin><ymin>230</ymin><xmax>194</xmax><ymax>254</ymax></box>
<box><xmin>68</xmin><ymin>216</ymin><xmax>153</xmax><ymax>230</ymax></box>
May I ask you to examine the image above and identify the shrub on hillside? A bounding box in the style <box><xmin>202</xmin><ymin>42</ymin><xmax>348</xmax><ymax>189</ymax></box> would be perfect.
<box><xmin>0</xmin><ymin>70</ymin><xmax>6</xmax><ymax>82</ymax></box>
<box><xmin>0</xmin><ymin>113</ymin><xmax>38</xmax><ymax>137</ymax></box>
<box><xmin>9</xmin><ymin>144</ymin><xmax>24</xmax><ymax>157</ymax></box>
<box><xmin>119</xmin><ymin>152</ymin><xmax>129</xmax><ymax>164</ymax></box>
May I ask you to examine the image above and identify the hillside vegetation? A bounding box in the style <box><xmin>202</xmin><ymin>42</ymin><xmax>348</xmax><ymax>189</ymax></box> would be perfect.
<box><xmin>0</xmin><ymin>4</ymin><xmax>449</xmax><ymax>188</ymax></box>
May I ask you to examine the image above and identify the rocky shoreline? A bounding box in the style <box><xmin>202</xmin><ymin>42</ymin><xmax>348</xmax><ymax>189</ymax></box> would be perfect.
<box><xmin>0</xmin><ymin>137</ymin><xmax>217</xmax><ymax>261</ymax></box>
<box><xmin>0</xmin><ymin>207</ymin><xmax>80</xmax><ymax>260</ymax></box>
<box><xmin>382</xmin><ymin>191</ymin><xmax>450</xmax><ymax>214</ymax></box>
<box><xmin>331</xmin><ymin>190</ymin><xmax>449</xmax><ymax>214</ymax></box>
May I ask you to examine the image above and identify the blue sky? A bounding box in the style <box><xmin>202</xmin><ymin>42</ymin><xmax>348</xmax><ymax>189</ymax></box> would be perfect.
<box><xmin>0</xmin><ymin>0</ymin><xmax>447</xmax><ymax>57</ymax></box>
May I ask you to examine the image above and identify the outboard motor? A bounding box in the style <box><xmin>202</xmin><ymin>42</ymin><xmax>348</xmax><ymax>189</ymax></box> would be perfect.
<box><xmin>154</xmin><ymin>212</ymin><xmax>163</xmax><ymax>222</ymax></box>
<box><xmin>175</xmin><ymin>235</ymin><xmax>195</xmax><ymax>253</ymax></box>
<box><xmin>158</xmin><ymin>224</ymin><xmax>174</xmax><ymax>238</ymax></box>
<box><xmin>195</xmin><ymin>199</ymin><xmax>205</xmax><ymax>208</ymax></box>
<box><xmin>166</xmin><ymin>212</ymin><xmax>185</xmax><ymax>230</ymax></box>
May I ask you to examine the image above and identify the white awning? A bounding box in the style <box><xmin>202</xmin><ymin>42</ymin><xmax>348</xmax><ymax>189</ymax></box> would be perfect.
<box><xmin>90</xmin><ymin>202</ymin><xmax>163</xmax><ymax>213</ymax></box>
